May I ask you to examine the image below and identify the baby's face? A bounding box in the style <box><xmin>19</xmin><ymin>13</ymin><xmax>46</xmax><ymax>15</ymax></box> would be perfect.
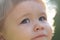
<box><xmin>4</xmin><ymin>1</ymin><xmax>52</xmax><ymax>40</ymax></box>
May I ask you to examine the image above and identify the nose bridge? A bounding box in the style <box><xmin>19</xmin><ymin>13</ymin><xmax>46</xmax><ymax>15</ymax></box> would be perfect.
<box><xmin>33</xmin><ymin>20</ymin><xmax>45</xmax><ymax>32</ymax></box>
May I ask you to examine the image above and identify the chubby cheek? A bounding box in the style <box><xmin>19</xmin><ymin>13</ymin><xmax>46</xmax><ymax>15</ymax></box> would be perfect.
<box><xmin>48</xmin><ymin>28</ymin><xmax>52</xmax><ymax>40</ymax></box>
<box><xmin>14</xmin><ymin>24</ymin><xmax>33</xmax><ymax>40</ymax></box>
<box><xmin>46</xmin><ymin>24</ymin><xmax>53</xmax><ymax>40</ymax></box>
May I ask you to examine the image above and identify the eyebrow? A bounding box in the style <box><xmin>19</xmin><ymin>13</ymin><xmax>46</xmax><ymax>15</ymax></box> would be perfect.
<box><xmin>39</xmin><ymin>12</ymin><xmax>47</xmax><ymax>19</ymax></box>
<box><xmin>40</xmin><ymin>12</ymin><xmax>46</xmax><ymax>16</ymax></box>
<box><xmin>16</xmin><ymin>13</ymin><xmax>31</xmax><ymax>21</ymax></box>
<box><xmin>16</xmin><ymin>12</ymin><xmax>47</xmax><ymax>22</ymax></box>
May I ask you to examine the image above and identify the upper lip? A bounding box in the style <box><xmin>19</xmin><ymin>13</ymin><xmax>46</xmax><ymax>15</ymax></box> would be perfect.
<box><xmin>32</xmin><ymin>34</ymin><xmax>47</xmax><ymax>39</ymax></box>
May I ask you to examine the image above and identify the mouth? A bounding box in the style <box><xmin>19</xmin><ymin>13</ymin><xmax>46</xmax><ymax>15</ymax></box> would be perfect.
<box><xmin>32</xmin><ymin>34</ymin><xmax>47</xmax><ymax>40</ymax></box>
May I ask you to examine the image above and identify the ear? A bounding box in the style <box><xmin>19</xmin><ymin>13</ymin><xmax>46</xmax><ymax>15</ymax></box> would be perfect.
<box><xmin>0</xmin><ymin>32</ymin><xmax>5</xmax><ymax>40</ymax></box>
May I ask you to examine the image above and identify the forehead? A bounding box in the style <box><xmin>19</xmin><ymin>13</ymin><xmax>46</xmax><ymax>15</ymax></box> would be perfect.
<box><xmin>11</xmin><ymin>1</ymin><xmax>46</xmax><ymax>14</ymax></box>
<box><xmin>16</xmin><ymin>1</ymin><xmax>45</xmax><ymax>11</ymax></box>
<box><xmin>7</xmin><ymin>1</ymin><xmax>46</xmax><ymax>20</ymax></box>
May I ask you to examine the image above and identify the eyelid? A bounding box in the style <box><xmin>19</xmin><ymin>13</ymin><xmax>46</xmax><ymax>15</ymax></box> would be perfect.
<box><xmin>38</xmin><ymin>12</ymin><xmax>47</xmax><ymax>19</ymax></box>
<box><xmin>20</xmin><ymin>18</ymin><xmax>30</xmax><ymax>24</ymax></box>
<box><xmin>39</xmin><ymin>16</ymin><xmax>47</xmax><ymax>21</ymax></box>
<box><xmin>42</xmin><ymin>16</ymin><xmax>47</xmax><ymax>20</ymax></box>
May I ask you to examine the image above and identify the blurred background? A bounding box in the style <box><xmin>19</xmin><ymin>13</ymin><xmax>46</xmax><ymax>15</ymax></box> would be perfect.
<box><xmin>50</xmin><ymin>0</ymin><xmax>60</xmax><ymax>40</ymax></box>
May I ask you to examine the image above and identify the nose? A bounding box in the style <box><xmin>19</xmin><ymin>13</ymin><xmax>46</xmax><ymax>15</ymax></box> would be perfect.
<box><xmin>33</xmin><ymin>22</ymin><xmax>45</xmax><ymax>32</ymax></box>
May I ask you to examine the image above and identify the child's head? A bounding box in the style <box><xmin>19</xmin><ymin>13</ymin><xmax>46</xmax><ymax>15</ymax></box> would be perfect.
<box><xmin>0</xmin><ymin>0</ymin><xmax>53</xmax><ymax>40</ymax></box>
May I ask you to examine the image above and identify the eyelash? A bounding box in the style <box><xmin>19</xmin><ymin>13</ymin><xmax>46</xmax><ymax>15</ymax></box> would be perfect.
<box><xmin>39</xmin><ymin>16</ymin><xmax>47</xmax><ymax>21</ymax></box>
<box><xmin>20</xmin><ymin>18</ymin><xmax>30</xmax><ymax>24</ymax></box>
<box><xmin>20</xmin><ymin>16</ymin><xmax>46</xmax><ymax>24</ymax></box>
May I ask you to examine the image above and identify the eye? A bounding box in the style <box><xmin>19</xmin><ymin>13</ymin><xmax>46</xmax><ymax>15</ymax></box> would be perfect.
<box><xmin>39</xmin><ymin>16</ymin><xmax>47</xmax><ymax>21</ymax></box>
<box><xmin>20</xmin><ymin>18</ymin><xmax>30</xmax><ymax>24</ymax></box>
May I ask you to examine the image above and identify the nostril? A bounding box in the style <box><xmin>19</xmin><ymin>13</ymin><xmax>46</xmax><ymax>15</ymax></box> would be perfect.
<box><xmin>34</xmin><ymin>26</ymin><xmax>45</xmax><ymax>32</ymax></box>
<box><xmin>33</xmin><ymin>27</ymin><xmax>40</xmax><ymax>32</ymax></box>
<box><xmin>36</xmin><ymin>27</ymin><xmax>44</xmax><ymax>31</ymax></box>
<box><xmin>41</xmin><ymin>27</ymin><xmax>44</xmax><ymax>30</ymax></box>
<box><xmin>36</xmin><ymin>28</ymin><xmax>39</xmax><ymax>30</ymax></box>
<box><xmin>33</xmin><ymin>24</ymin><xmax>45</xmax><ymax>32</ymax></box>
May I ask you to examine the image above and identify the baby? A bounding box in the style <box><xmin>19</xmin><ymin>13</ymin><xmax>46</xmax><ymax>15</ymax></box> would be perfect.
<box><xmin>0</xmin><ymin>0</ymin><xmax>54</xmax><ymax>40</ymax></box>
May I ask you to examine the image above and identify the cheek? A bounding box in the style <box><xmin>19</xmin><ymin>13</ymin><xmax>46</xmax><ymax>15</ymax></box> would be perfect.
<box><xmin>19</xmin><ymin>25</ymin><xmax>33</xmax><ymax>35</ymax></box>
<box><xmin>4</xmin><ymin>17</ymin><xmax>33</xmax><ymax>40</ymax></box>
<box><xmin>4</xmin><ymin>24</ymin><xmax>33</xmax><ymax>40</ymax></box>
<box><xmin>46</xmin><ymin>24</ymin><xmax>53</xmax><ymax>40</ymax></box>
<box><xmin>14</xmin><ymin>24</ymin><xmax>33</xmax><ymax>40</ymax></box>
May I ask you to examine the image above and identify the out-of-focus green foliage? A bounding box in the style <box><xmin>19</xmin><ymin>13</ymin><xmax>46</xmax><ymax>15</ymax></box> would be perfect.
<box><xmin>50</xmin><ymin>0</ymin><xmax>60</xmax><ymax>40</ymax></box>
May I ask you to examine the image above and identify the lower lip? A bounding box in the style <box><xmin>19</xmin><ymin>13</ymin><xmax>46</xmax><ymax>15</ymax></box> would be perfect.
<box><xmin>32</xmin><ymin>35</ymin><xmax>47</xmax><ymax>40</ymax></box>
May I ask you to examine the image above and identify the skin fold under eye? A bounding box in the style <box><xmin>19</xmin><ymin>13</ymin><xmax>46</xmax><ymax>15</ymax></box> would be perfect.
<box><xmin>20</xmin><ymin>18</ymin><xmax>30</xmax><ymax>24</ymax></box>
<box><xmin>39</xmin><ymin>16</ymin><xmax>47</xmax><ymax>21</ymax></box>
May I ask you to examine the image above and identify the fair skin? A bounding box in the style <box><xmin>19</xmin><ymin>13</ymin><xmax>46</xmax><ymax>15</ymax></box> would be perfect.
<box><xmin>2</xmin><ymin>1</ymin><xmax>52</xmax><ymax>40</ymax></box>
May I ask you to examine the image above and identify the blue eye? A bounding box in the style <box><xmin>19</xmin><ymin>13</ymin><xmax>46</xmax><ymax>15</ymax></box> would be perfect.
<box><xmin>39</xmin><ymin>16</ymin><xmax>46</xmax><ymax>21</ymax></box>
<box><xmin>20</xmin><ymin>18</ymin><xmax>30</xmax><ymax>24</ymax></box>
